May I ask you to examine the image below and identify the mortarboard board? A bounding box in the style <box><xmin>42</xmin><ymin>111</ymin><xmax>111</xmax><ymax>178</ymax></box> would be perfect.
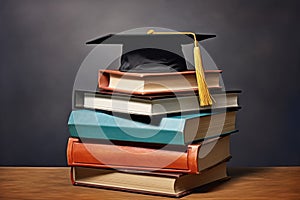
<box><xmin>86</xmin><ymin>32</ymin><xmax>216</xmax><ymax>73</ymax></box>
<box><xmin>86</xmin><ymin>30</ymin><xmax>216</xmax><ymax>106</ymax></box>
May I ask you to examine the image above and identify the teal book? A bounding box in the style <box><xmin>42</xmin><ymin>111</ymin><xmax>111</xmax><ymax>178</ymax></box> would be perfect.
<box><xmin>68</xmin><ymin>110</ymin><xmax>237</xmax><ymax>145</ymax></box>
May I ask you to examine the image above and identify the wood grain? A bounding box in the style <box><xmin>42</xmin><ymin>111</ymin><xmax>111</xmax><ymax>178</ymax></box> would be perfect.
<box><xmin>0</xmin><ymin>167</ymin><xmax>299</xmax><ymax>200</ymax></box>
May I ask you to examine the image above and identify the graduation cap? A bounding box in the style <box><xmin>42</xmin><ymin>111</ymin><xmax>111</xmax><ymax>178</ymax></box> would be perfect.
<box><xmin>86</xmin><ymin>30</ymin><xmax>216</xmax><ymax>106</ymax></box>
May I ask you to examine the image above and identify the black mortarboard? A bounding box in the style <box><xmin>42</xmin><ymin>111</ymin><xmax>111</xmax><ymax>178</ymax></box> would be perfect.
<box><xmin>86</xmin><ymin>32</ymin><xmax>216</xmax><ymax>73</ymax></box>
<box><xmin>86</xmin><ymin>30</ymin><xmax>216</xmax><ymax>106</ymax></box>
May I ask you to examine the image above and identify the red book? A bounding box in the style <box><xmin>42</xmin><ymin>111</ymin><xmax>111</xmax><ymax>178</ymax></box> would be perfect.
<box><xmin>67</xmin><ymin>135</ymin><xmax>231</xmax><ymax>174</ymax></box>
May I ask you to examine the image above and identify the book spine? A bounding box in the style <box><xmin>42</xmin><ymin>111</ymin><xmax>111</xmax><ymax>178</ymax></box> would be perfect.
<box><xmin>187</xmin><ymin>144</ymin><xmax>200</xmax><ymax>174</ymax></box>
<box><xmin>70</xmin><ymin>167</ymin><xmax>76</xmax><ymax>185</ymax></box>
<box><xmin>67</xmin><ymin>138</ymin><xmax>76</xmax><ymax>165</ymax></box>
<box><xmin>68</xmin><ymin>125</ymin><xmax>185</xmax><ymax>145</ymax></box>
<box><xmin>98</xmin><ymin>70</ymin><xmax>109</xmax><ymax>89</ymax></box>
<box><xmin>67</xmin><ymin>138</ymin><xmax>200</xmax><ymax>173</ymax></box>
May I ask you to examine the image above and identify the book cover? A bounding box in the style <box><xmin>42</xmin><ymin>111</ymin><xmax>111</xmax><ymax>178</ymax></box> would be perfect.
<box><xmin>67</xmin><ymin>135</ymin><xmax>232</xmax><ymax>173</ymax></box>
<box><xmin>68</xmin><ymin>109</ymin><xmax>237</xmax><ymax>145</ymax></box>
<box><xmin>70</xmin><ymin>161</ymin><xmax>229</xmax><ymax>197</ymax></box>
<box><xmin>74</xmin><ymin>90</ymin><xmax>240</xmax><ymax>116</ymax></box>
<box><xmin>98</xmin><ymin>69</ymin><xmax>222</xmax><ymax>95</ymax></box>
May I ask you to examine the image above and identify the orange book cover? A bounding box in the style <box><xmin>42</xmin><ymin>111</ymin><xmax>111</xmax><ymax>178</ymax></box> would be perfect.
<box><xmin>67</xmin><ymin>136</ymin><xmax>231</xmax><ymax>174</ymax></box>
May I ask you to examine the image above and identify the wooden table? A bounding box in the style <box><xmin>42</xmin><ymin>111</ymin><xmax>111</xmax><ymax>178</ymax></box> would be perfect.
<box><xmin>0</xmin><ymin>167</ymin><xmax>299</xmax><ymax>199</ymax></box>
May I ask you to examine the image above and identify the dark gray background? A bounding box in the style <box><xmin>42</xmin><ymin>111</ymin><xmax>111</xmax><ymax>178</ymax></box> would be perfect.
<box><xmin>0</xmin><ymin>0</ymin><xmax>299</xmax><ymax>166</ymax></box>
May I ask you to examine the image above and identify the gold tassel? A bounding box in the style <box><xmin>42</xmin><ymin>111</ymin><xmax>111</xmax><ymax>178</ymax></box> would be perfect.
<box><xmin>147</xmin><ymin>29</ymin><xmax>213</xmax><ymax>106</ymax></box>
<box><xmin>194</xmin><ymin>45</ymin><xmax>213</xmax><ymax>106</ymax></box>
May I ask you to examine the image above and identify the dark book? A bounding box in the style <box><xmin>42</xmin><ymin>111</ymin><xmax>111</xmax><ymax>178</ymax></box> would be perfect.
<box><xmin>74</xmin><ymin>89</ymin><xmax>240</xmax><ymax>116</ymax></box>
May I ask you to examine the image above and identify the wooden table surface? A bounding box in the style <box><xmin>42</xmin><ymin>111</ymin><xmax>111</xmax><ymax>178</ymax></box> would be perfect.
<box><xmin>0</xmin><ymin>167</ymin><xmax>299</xmax><ymax>200</ymax></box>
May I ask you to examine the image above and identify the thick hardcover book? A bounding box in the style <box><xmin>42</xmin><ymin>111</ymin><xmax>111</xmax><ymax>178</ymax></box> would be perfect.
<box><xmin>98</xmin><ymin>69</ymin><xmax>222</xmax><ymax>95</ymax></box>
<box><xmin>71</xmin><ymin>162</ymin><xmax>229</xmax><ymax>197</ymax></box>
<box><xmin>74</xmin><ymin>90</ymin><xmax>240</xmax><ymax>116</ymax></box>
<box><xmin>67</xmin><ymin>135</ymin><xmax>231</xmax><ymax>174</ymax></box>
<box><xmin>68</xmin><ymin>109</ymin><xmax>237</xmax><ymax>145</ymax></box>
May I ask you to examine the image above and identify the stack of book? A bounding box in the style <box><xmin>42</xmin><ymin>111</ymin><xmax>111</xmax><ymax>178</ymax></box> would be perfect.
<box><xmin>66</xmin><ymin>69</ymin><xmax>240</xmax><ymax>197</ymax></box>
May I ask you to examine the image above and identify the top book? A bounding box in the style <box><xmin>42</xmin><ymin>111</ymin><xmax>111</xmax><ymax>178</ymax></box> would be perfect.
<box><xmin>98</xmin><ymin>69</ymin><xmax>222</xmax><ymax>95</ymax></box>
